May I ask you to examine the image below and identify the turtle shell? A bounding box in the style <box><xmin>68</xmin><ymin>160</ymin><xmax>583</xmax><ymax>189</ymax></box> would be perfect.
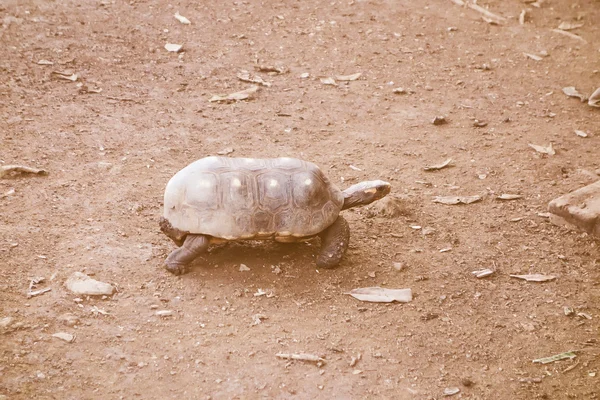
<box><xmin>163</xmin><ymin>156</ymin><xmax>344</xmax><ymax>240</ymax></box>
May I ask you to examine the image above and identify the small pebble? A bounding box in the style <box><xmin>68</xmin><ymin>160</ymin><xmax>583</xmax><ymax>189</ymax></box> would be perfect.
<box><xmin>239</xmin><ymin>264</ymin><xmax>250</xmax><ymax>272</ymax></box>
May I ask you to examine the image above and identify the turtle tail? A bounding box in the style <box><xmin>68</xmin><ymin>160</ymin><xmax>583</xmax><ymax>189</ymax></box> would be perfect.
<box><xmin>159</xmin><ymin>217</ymin><xmax>187</xmax><ymax>247</ymax></box>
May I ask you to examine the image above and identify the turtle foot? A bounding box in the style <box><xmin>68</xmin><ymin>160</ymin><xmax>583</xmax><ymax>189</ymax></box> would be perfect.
<box><xmin>163</xmin><ymin>234</ymin><xmax>210</xmax><ymax>276</ymax></box>
<box><xmin>316</xmin><ymin>216</ymin><xmax>350</xmax><ymax>269</ymax></box>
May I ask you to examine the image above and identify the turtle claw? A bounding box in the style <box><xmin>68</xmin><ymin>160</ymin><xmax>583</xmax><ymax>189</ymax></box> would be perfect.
<box><xmin>164</xmin><ymin>261</ymin><xmax>188</xmax><ymax>276</ymax></box>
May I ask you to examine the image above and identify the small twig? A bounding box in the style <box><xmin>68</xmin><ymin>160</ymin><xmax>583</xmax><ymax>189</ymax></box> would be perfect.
<box><xmin>552</xmin><ymin>29</ymin><xmax>587</xmax><ymax>43</ymax></box>
<box><xmin>562</xmin><ymin>361</ymin><xmax>579</xmax><ymax>373</ymax></box>
<box><xmin>0</xmin><ymin>165</ymin><xmax>47</xmax><ymax>179</ymax></box>
<box><xmin>276</xmin><ymin>352</ymin><xmax>325</xmax><ymax>364</ymax></box>
<box><xmin>449</xmin><ymin>0</ymin><xmax>505</xmax><ymax>23</ymax></box>
<box><xmin>105</xmin><ymin>96</ymin><xmax>144</xmax><ymax>103</ymax></box>
<box><xmin>27</xmin><ymin>287</ymin><xmax>52</xmax><ymax>298</ymax></box>
<box><xmin>467</xmin><ymin>2</ymin><xmax>506</xmax><ymax>23</ymax></box>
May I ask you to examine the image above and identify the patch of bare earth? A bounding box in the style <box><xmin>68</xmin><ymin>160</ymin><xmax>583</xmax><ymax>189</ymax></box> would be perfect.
<box><xmin>1</xmin><ymin>0</ymin><xmax>598</xmax><ymax>398</ymax></box>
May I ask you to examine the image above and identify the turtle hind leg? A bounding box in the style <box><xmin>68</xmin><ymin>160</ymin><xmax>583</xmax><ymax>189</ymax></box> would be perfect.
<box><xmin>165</xmin><ymin>234</ymin><xmax>210</xmax><ymax>275</ymax></box>
<box><xmin>316</xmin><ymin>216</ymin><xmax>350</xmax><ymax>269</ymax></box>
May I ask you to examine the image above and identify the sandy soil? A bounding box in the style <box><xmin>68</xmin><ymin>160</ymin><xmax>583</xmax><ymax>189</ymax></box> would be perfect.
<box><xmin>1</xmin><ymin>0</ymin><xmax>599</xmax><ymax>398</ymax></box>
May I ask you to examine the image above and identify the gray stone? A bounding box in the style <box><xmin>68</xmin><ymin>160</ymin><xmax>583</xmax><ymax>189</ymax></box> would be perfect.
<box><xmin>548</xmin><ymin>180</ymin><xmax>600</xmax><ymax>237</ymax></box>
<box><xmin>65</xmin><ymin>272</ymin><xmax>115</xmax><ymax>296</ymax></box>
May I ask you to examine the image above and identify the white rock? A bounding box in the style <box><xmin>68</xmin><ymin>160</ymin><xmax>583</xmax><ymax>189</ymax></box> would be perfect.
<box><xmin>239</xmin><ymin>264</ymin><xmax>250</xmax><ymax>272</ymax></box>
<box><xmin>0</xmin><ymin>316</ymin><xmax>14</xmax><ymax>329</ymax></box>
<box><xmin>52</xmin><ymin>332</ymin><xmax>75</xmax><ymax>342</ymax></box>
<box><xmin>156</xmin><ymin>310</ymin><xmax>173</xmax><ymax>317</ymax></box>
<box><xmin>65</xmin><ymin>272</ymin><xmax>115</xmax><ymax>296</ymax></box>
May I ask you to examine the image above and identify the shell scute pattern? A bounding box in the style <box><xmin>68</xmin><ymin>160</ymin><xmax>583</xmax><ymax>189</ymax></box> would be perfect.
<box><xmin>164</xmin><ymin>157</ymin><xmax>344</xmax><ymax>239</ymax></box>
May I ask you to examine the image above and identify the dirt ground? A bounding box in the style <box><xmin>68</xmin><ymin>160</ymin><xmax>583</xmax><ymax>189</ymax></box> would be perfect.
<box><xmin>1</xmin><ymin>0</ymin><xmax>599</xmax><ymax>398</ymax></box>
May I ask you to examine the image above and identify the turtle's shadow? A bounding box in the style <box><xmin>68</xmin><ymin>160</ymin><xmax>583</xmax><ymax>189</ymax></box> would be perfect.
<box><xmin>192</xmin><ymin>239</ymin><xmax>320</xmax><ymax>268</ymax></box>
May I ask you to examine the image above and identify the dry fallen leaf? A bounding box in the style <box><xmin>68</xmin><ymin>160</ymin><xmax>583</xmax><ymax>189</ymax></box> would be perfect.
<box><xmin>424</xmin><ymin>158</ymin><xmax>453</xmax><ymax>171</ymax></box>
<box><xmin>472</xmin><ymin>269</ymin><xmax>494</xmax><ymax>278</ymax></box>
<box><xmin>558</xmin><ymin>22</ymin><xmax>583</xmax><ymax>31</ymax></box>
<box><xmin>335</xmin><ymin>72</ymin><xmax>362</xmax><ymax>81</ymax></box>
<box><xmin>497</xmin><ymin>194</ymin><xmax>523</xmax><ymax>200</ymax></box>
<box><xmin>174</xmin><ymin>11</ymin><xmax>191</xmax><ymax>24</ymax></box>
<box><xmin>528</xmin><ymin>143</ymin><xmax>555</xmax><ymax>155</ymax></box>
<box><xmin>433</xmin><ymin>195</ymin><xmax>482</xmax><ymax>205</ymax></box>
<box><xmin>209</xmin><ymin>85</ymin><xmax>259</xmax><ymax>102</ymax></box>
<box><xmin>444</xmin><ymin>387</ymin><xmax>461</xmax><ymax>396</ymax></box>
<box><xmin>164</xmin><ymin>43</ymin><xmax>183</xmax><ymax>53</ymax></box>
<box><xmin>524</xmin><ymin>53</ymin><xmax>543</xmax><ymax>61</ymax></box>
<box><xmin>347</xmin><ymin>287</ymin><xmax>412</xmax><ymax>303</ymax></box>
<box><xmin>510</xmin><ymin>274</ymin><xmax>557</xmax><ymax>282</ymax></box>
<box><xmin>237</xmin><ymin>70</ymin><xmax>271</xmax><ymax>87</ymax></box>
<box><xmin>562</xmin><ymin>86</ymin><xmax>587</xmax><ymax>102</ymax></box>
<box><xmin>52</xmin><ymin>71</ymin><xmax>78</xmax><ymax>81</ymax></box>
<box><xmin>320</xmin><ymin>77</ymin><xmax>337</xmax><ymax>86</ymax></box>
<box><xmin>588</xmin><ymin>87</ymin><xmax>600</xmax><ymax>108</ymax></box>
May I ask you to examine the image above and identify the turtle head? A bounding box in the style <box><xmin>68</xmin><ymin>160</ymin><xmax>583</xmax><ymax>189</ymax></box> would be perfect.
<box><xmin>341</xmin><ymin>180</ymin><xmax>391</xmax><ymax>210</ymax></box>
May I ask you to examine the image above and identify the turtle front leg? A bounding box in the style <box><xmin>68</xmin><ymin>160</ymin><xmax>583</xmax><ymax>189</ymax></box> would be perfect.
<box><xmin>164</xmin><ymin>234</ymin><xmax>210</xmax><ymax>275</ymax></box>
<box><xmin>316</xmin><ymin>216</ymin><xmax>350</xmax><ymax>269</ymax></box>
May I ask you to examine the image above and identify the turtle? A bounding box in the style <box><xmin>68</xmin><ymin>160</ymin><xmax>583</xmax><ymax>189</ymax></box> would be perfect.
<box><xmin>159</xmin><ymin>156</ymin><xmax>391</xmax><ymax>275</ymax></box>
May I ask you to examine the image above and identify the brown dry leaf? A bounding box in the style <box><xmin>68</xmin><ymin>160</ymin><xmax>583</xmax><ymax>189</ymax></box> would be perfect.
<box><xmin>433</xmin><ymin>195</ymin><xmax>482</xmax><ymax>205</ymax></box>
<box><xmin>52</xmin><ymin>71</ymin><xmax>78</xmax><ymax>81</ymax></box>
<box><xmin>528</xmin><ymin>143</ymin><xmax>555</xmax><ymax>155</ymax></box>
<box><xmin>558</xmin><ymin>22</ymin><xmax>583</xmax><ymax>31</ymax></box>
<box><xmin>237</xmin><ymin>70</ymin><xmax>271</xmax><ymax>87</ymax></box>
<box><xmin>562</xmin><ymin>86</ymin><xmax>587</xmax><ymax>102</ymax></box>
<box><xmin>510</xmin><ymin>274</ymin><xmax>557</xmax><ymax>282</ymax></box>
<box><xmin>588</xmin><ymin>87</ymin><xmax>600</xmax><ymax>107</ymax></box>
<box><xmin>164</xmin><ymin>43</ymin><xmax>183</xmax><ymax>53</ymax></box>
<box><xmin>335</xmin><ymin>72</ymin><xmax>362</xmax><ymax>81</ymax></box>
<box><xmin>208</xmin><ymin>85</ymin><xmax>259</xmax><ymax>102</ymax></box>
<box><xmin>174</xmin><ymin>11</ymin><xmax>191</xmax><ymax>24</ymax></box>
<box><xmin>320</xmin><ymin>77</ymin><xmax>337</xmax><ymax>86</ymax></box>
<box><xmin>346</xmin><ymin>287</ymin><xmax>412</xmax><ymax>303</ymax></box>
<box><xmin>497</xmin><ymin>194</ymin><xmax>523</xmax><ymax>200</ymax></box>
<box><xmin>424</xmin><ymin>158</ymin><xmax>453</xmax><ymax>171</ymax></box>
